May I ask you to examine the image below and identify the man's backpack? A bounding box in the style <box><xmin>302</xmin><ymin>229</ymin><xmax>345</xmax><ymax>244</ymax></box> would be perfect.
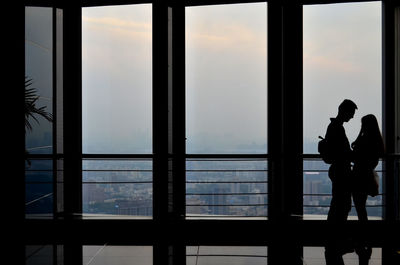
<box><xmin>318</xmin><ymin>136</ymin><xmax>333</xmax><ymax>164</ymax></box>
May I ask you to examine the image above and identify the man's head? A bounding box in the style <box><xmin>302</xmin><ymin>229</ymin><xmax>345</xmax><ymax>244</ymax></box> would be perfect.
<box><xmin>338</xmin><ymin>99</ymin><xmax>358</xmax><ymax>122</ymax></box>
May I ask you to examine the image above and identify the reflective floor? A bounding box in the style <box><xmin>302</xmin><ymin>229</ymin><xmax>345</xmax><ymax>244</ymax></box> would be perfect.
<box><xmin>26</xmin><ymin>245</ymin><xmax>390</xmax><ymax>265</ymax></box>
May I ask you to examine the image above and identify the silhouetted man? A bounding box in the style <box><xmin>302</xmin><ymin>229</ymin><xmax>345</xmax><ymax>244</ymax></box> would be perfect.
<box><xmin>324</xmin><ymin>99</ymin><xmax>358</xmax><ymax>265</ymax></box>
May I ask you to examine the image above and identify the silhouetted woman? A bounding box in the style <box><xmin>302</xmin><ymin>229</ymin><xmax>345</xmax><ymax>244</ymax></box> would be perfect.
<box><xmin>351</xmin><ymin>114</ymin><xmax>384</xmax><ymax>221</ymax></box>
<box><xmin>351</xmin><ymin>114</ymin><xmax>384</xmax><ymax>265</ymax></box>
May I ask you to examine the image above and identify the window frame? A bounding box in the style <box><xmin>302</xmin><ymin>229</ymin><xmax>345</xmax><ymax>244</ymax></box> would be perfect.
<box><xmin>20</xmin><ymin>1</ymin><xmax>400</xmax><ymax>265</ymax></box>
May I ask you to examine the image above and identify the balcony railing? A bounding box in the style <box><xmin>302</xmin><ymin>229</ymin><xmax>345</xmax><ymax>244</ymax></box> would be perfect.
<box><xmin>82</xmin><ymin>157</ymin><xmax>153</xmax><ymax>218</ymax></box>
<box><xmin>303</xmin><ymin>154</ymin><xmax>400</xmax><ymax>220</ymax></box>
<box><xmin>185</xmin><ymin>156</ymin><xmax>268</xmax><ymax>219</ymax></box>
<box><xmin>25</xmin><ymin>158</ymin><xmax>55</xmax><ymax>218</ymax></box>
<box><xmin>25</xmin><ymin>153</ymin><xmax>398</xmax><ymax>220</ymax></box>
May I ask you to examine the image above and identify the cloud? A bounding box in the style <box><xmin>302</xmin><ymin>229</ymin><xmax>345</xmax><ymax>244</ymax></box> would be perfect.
<box><xmin>303</xmin><ymin>51</ymin><xmax>362</xmax><ymax>74</ymax></box>
<box><xmin>187</xmin><ymin>23</ymin><xmax>266</xmax><ymax>57</ymax></box>
<box><xmin>83</xmin><ymin>16</ymin><xmax>150</xmax><ymax>30</ymax></box>
<box><xmin>82</xmin><ymin>16</ymin><xmax>152</xmax><ymax>41</ymax></box>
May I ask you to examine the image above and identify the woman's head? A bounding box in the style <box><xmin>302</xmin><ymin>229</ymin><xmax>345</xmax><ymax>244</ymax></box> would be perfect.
<box><xmin>360</xmin><ymin>114</ymin><xmax>384</xmax><ymax>154</ymax></box>
<box><xmin>361</xmin><ymin>114</ymin><xmax>380</xmax><ymax>135</ymax></box>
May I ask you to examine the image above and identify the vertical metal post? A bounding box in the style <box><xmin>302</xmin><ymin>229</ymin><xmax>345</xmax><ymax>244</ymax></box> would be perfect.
<box><xmin>63</xmin><ymin>2</ymin><xmax>82</xmax><ymax>217</ymax></box>
<box><xmin>8</xmin><ymin>2</ymin><xmax>25</xmax><ymax>265</ymax></box>
<box><xmin>153</xmin><ymin>0</ymin><xmax>170</xmax><ymax>230</ymax></box>
<box><xmin>393</xmin><ymin>2</ymin><xmax>400</xmax><ymax>221</ymax></box>
<box><xmin>382</xmin><ymin>1</ymin><xmax>399</xmax><ymax>264</ymax></box>
<box><xmin>170</xmin><ymin>0</ymin><xmax>186</xmax><ymax>221</ymax></box>
<box><xmin>268</xmin><ymin>0</ymin><xmax>284</xmax><ymax>223</ymax></box>
<box><xmin>268</xmin><ymin>1</ymin><xmax>303</xmax><ymax>264</ymax></box>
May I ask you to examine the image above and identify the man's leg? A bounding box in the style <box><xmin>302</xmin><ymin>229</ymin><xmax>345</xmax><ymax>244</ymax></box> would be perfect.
<box><xmin>325</xmin><ymin>247</ymin><xmax>345</xmax><ymax>265</ymax></box>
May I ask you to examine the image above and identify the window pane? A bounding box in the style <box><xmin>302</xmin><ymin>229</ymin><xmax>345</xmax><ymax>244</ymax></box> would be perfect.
<box><xmin>25</xmin><ymin>6</ymin><xmax>53</xmax><ymax>154</ymax></box>
<box><xmin>303</xmin><ymin>2</ymin><xmax>382</xmax><ymax>219</ymax></box>
<box><xmin>303</xmin><ymin>158</ymin><xmax>383</xmax><ymax>219</ymax></box>
<box><xmin>82</xmin><ymin>5</ymin><xmax>152</xmax><ymax>154</ymax></box>
<box><xmin>186</xmin><ymin>158</ymin><xmax>268</xmax><ymax>219</ymax></box>
<box><xmin>25</xmin><ymin>159</ymin><xmax>53</xmax><ymax>218</ymax></box>
<box><xmin>186</xmin><ymin>3</ymin><xmax>267</xmax><ymax>154</ymax></box>
<box><xmin>303</xmin><ymin>2</ymin><xmax>382</xmax><ymax>153</ymax></box>
<box><xmin>82</xmin><ymin>159</ymin><xmax>152</xmax><ymax>218</ymax></box>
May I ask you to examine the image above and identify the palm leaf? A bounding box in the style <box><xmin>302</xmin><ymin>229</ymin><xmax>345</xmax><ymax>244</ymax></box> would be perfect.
<box><xmin>24</xmin><ymin>77</ymin><xmax>53</xmax><ymax>133</ymax></box>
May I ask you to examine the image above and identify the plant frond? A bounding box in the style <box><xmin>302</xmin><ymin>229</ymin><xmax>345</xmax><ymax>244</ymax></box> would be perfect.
<box><xmin>24</xmin><ymin>77</ymin><xmax>53</xmax><ymax>133</ymax></box>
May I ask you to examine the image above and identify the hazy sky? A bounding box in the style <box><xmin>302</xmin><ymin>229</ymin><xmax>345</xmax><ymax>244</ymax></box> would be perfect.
<box><xmin>82</xmin><ymin>4</ymin><xmax>152</xmax><ymax>153</ymax></box>
<box><xmin>185</xmin><ymin>3</ymin><xmax>267</xmax><ymax>153</ymax></box>
<box><xmin>303</xmin><ymin>2</ymin><xmax>382</xmax><ymax>152</ymax></box>
<box><xmin>81</xmin><ymin>2</ymin><xmax>382</xmax><ymax>154</ymax></box>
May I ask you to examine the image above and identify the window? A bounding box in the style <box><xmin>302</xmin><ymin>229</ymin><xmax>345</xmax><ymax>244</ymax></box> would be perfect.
<box><xmin>186</xmin><ymin>3</ymin><xmax>267</xmax><ymax>154</ymax></box>
<box><xmin>25</xmin><ymin>6</ymin><xmax>53</xmax><ymax>154</ymax></box>
<box><xmin>303</xmin><ymin>1</ymin><xmax>383</xmax><ymax>219</ymax></box>
<box><xmin>82</xmin><ymin>158</ymin><xmax>152</xmax><ymax>217</ymax></box>
<box><xmin>20</xmin><ymin>1</ymin><xmax>400</xmax><ymax>264</ymax></box>
<box><xmin>82</xmin><ymin>4</ymin><xmax>152</xmax><ymax>154</ymax></box>
<box><xmin>185</xmin><ymin>3</ymin><xmax>268</xmax><ymax>219</ymax></box>
<box><xmin>25</xmin><ymin>6</ymin><xmax>54</xmax><ymax>217</ymax></box>
<box><xmin>82</xmin><ymin>4</ymin><xmax>153</xmax><ymax>218</ymax></box>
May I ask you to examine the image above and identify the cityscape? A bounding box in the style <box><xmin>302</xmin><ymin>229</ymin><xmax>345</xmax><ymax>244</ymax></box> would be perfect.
<box><xmin>25</xmin><ymin>158</ymin><xmax>384</xmax><ymax>219</ymax></box>
<box><xmin>26</xmin><ymin>158</ymin><xmax>383</xmax><ymax>219</ymax></box>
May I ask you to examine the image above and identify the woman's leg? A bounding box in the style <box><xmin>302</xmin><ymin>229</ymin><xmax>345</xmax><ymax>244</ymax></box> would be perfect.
<box><xmin>353</xmin><ymin>191</ymin><xmax>368</xmax><ymax>222</ymax></box>
<box><xmin>353</xmin><ymin>192</ymin><xmax>372</xmax><ymax>265</ymax></box>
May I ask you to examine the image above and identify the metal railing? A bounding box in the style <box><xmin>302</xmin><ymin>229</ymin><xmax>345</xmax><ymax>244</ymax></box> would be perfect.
<box><xmin>302</xmin><ymin>154</ymin><xmax>400</xmax><ymax>219</ymax></box>
<box><xmin>25</xmin><ymin>158</ymin><xmax>55</xmax><ymax>216</ymax></box>
<box><xmin>82</xmin><ymin>157</ymin><xmax>153</xmax><ymax>217</ymax></box>
<box><xmin>185</xmin><ymin>156</ymin><xmax>268</xmax><ymax>219</ymax></box>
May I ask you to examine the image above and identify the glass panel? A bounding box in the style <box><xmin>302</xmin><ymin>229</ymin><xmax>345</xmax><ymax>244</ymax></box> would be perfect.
<box><xmin>303</xmin><ymin>2</ymin><xmax>382</xmax><ymax>153</ymax></box>
<box><xmin>303</xmin><ymin>158</ymin><xmax>383</xmax><ymax>220</ymax></box>
<box><xmin>186</xmin><ymin>3</ymin><xmax>267</xmax><ymax>154</ymax></box>
<box><xmin>25</xmin><ymin>6</ymin><xmax>53</xmax><ymax>154</ymax></box>
<box><xmin>186</xmin><ymin>246</ymin><xmax>267</xmax><ymax>265</ymax></box>
<box><xmin>303</xmin><ymin>2</ymin><xmax>382</xmax><ymax>220</ymax></box>
<box><xmin>82</xmin><ymin>4</ymin><xmax>152</xmax><ymax>154</ymax></box>
<box><xmin>25</xmin><ymin>159</ymin><xmax>53</xmax><ymax>218</ymax></box>
<box><xmin>83</xmin><ymin>246</ymin><xmax>152</xmax><ymax>265</ymax></box>
<box><xmin>82</xmin><ymin>159</ymin><xmax>152</xmax><ymax>218</ymax></box>
<box><xmin>186</xmin><ymin>158</ymin><xmax>268</xmax><ymax>219</ymax></box>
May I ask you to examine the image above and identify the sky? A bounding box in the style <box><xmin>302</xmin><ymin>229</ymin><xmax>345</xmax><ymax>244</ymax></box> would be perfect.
<box><xmin>79</xmin><ymin>1</ymin><xmax>382</xmax><ymax>154</ymax></box>
<box><xmin>82</xmin><ymin>5</ymin><xmax>153</xmax><ymax>153</ymax></box>
<box><xmin>303</xmin><ymin>2</ymin><xmax>382</xmax><ymax>153</ymax></box>
<box><xmin>185</xmin><ymin>3</ymin><xmax>267</xmax><ymax>153</ymax></box>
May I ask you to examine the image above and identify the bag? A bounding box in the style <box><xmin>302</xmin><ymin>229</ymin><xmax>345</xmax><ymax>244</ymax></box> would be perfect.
<box><xmin>318</xmin><ymin>136</ymin><xmax>333</xmax><ymax>164</ymax></box>
<box><xmin>367</xmin><ymin>170</ymin><xmax>379</xmax><ymax>197</ymax></box>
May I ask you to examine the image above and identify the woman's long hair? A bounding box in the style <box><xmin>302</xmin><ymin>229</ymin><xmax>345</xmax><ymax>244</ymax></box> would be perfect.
<box><xmin>353</xmin><ymin>114</ymin><xmax>385</xmax><ymax>156</ymax></box>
